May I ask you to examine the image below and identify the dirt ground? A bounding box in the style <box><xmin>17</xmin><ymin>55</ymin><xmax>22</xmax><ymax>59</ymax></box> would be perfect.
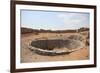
<box><xmin>21</xmin><ymin>32</ymin><xmax>89</xmax><ymax>63</ymax></box>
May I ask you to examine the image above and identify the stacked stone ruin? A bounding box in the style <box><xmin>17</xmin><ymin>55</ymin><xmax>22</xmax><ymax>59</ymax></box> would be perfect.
<box><xmin>29</xmin><ymin>34</ymin><xmax>85</xmax><ymax>56</ymax></box>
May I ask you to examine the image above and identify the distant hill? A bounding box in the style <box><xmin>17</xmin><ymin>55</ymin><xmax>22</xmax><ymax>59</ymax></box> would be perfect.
<box><xmin>21</xmin><ymin>27</ymin><xmax>89</xmax><ymax>34</ymax></box>
<box><xmin>78</xmin><ymin>27</ymin><xmax>89</xmax><ymax>32</ymax></box>
<box><xmin>21</xmin><ymin>27</ymin><xmax>39</xmax><ymax>34</ymax></box>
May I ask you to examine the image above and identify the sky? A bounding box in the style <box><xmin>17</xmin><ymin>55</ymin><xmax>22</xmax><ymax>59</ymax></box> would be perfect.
<box><xmin>21</xmin><ymin>10</ymin><xmax>90</xmax><ymax>30</ymax></box>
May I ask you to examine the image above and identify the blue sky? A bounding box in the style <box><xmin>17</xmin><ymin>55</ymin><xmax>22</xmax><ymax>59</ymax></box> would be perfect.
<box><xmin>21</xmin><ymin>10</ymin><xmax>90</xmax><ymax>30</ymax></box>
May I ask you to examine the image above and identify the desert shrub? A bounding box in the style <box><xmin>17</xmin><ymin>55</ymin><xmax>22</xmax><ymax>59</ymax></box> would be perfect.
<box><xmin>21</xmin><ymin>28</ymin><xmax>33</xmax><ymax>34</ymax></box>
<box><xmin>78</xmin><ymin>27</ymin><xmax>89</xmax><ymax>32</ymax></box>
<box><xmin>60</xmin><ymin>34</ymin><xmax>62</xmax><ymax>36</ymax></box>
<box><xmin>34</xmin><ymin>32</ymin><xmax>39</xmax><ymax>35</ymax></box>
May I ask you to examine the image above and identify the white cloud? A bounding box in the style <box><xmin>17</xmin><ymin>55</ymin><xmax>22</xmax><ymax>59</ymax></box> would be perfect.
<box><xmin>57</xmin><ymin>12</ymin><xmax>89</xmax><ymax>29</ymax></box>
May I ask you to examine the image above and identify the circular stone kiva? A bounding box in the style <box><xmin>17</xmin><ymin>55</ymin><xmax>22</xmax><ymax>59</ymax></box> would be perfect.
<box><xmin>29</xmin><ymin>35</ymin><xmax>84</xmax><ymax>56</ymax></box>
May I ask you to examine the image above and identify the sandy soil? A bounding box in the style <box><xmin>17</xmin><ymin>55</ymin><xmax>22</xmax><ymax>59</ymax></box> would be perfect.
<box><xmin>21</xmin><ymin>32</ymin><xmax>89</xmax><ymax>63</ymax></box>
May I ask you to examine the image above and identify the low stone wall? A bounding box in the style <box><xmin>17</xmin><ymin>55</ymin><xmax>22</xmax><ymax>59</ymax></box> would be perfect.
<box><xmin>29</xmin><ymin>45</ymin><xmax>71</xmax><ymax>56</ymax></box>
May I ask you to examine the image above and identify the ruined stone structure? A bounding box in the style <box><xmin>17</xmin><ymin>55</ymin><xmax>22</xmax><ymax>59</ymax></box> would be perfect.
<box><xmin>29</xmin><ymin>35</ymin><xmax>85</xmax><ymax>56</ymax></box>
